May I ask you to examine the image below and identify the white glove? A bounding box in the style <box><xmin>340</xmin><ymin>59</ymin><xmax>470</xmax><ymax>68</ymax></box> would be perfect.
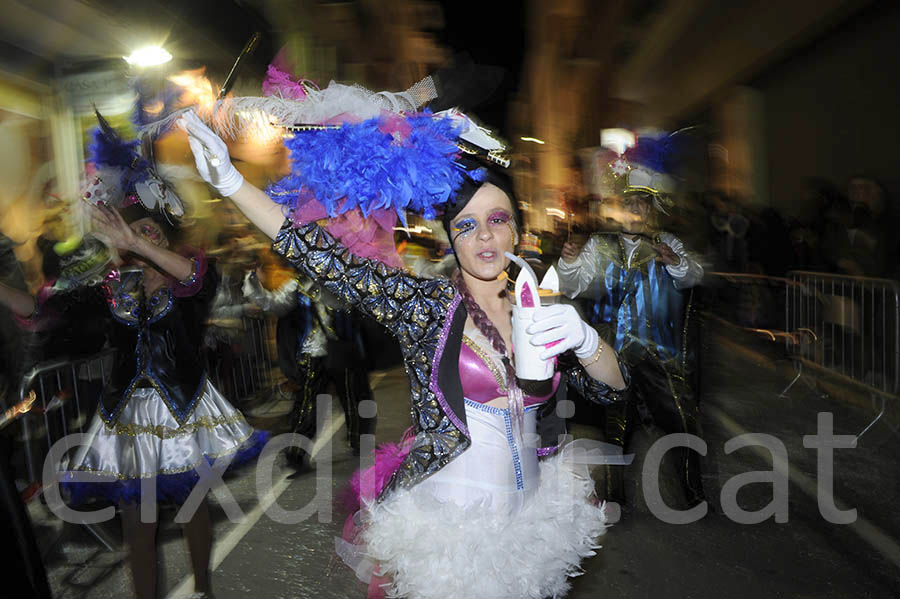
<box><xmin>179</xmin><ymin>111</ymin><xmax>245</xmax><ymax>197</ymax></box>
<box><xmin>526</xmin><ymin>303</ymin><xmax>599</xmax><ymax>360</ymax></box>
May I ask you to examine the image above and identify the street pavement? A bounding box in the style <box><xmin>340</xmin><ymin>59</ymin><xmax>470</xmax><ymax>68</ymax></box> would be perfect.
<box><xmin>36</xmin><ymin>325</ymin><xmax>900</xmax><ymax>598</ymax></box>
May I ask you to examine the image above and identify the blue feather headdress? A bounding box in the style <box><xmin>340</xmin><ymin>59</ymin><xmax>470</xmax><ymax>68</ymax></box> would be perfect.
<box><xmin>124</xmin><ymin>72</ymin><xmax>507</xmax><ymax>224</ymax></box>
<box><xmin>85</xmin><ymin>110</ymin><xmax>184</xmax><ymax>219</ymax></box>
<box><xmin>87</xmin><ymin>110</ymin><xmax>151</xmax><ymax>194</ymax></box>
<box><xmin>267</xmin><ymin>111</ymin><xmax>495</xmax><ymax>224</ymax></box>
<box><xmin>624</xmin><ymin>134</ymin><xmax>672</xmax><ymax>176</ymax></box>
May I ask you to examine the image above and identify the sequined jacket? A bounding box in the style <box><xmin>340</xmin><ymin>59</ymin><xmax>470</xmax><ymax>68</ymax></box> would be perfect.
<box><xmin>273</xmin><ymin>220</ymin><xmax>627</xmax><ymax>495</ymax></box>
<box><xmin>34</xmin><ymin>252</ymin><xmax>215</xmax><ymax>426</ymax></box>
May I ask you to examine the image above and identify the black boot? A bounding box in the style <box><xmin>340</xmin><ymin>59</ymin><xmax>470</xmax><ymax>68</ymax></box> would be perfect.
<box><xmin>679</xmin><ymin>447</ymin><xmax>708</xmax><ymax>510</ymax></box>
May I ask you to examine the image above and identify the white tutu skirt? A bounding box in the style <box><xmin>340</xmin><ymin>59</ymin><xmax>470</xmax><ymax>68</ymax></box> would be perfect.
<box><xmin>338</xmin><ymin>400</ymin><xmax>608</xmax><ymax>599</ymax></box>
<box><xmin>61</xmin><ymin>380</ymin><xmax>268</xmax><ymax>504</ymax></box>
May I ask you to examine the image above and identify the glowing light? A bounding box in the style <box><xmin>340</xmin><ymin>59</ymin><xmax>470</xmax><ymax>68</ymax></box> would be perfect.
<box><xmin>124</xmin><ymin>46</ymin><xmax>172</xmax><ymax>67</ymax></box>
<box><xmin>520</xmin><ymin>136</ymin><xmax>545</xmax><ymax>145</ymax></box>
<box><xmin>166</xmin><ymin>71</ymin><xmax>282</xmax><ymax>145</ymax></box>
<box><xmin>545</xmin><ymin>208</ymin><xmax>566</xmax><ymax>219</ymax></box>
<box><xmin>600</xmin><ymin>128</ymin><xmax>635</xmax><ymax>155</ymax></box>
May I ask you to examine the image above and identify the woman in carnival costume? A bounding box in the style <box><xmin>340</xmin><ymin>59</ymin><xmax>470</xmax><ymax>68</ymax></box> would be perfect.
<box><xmin>178</xmin><ymin>72</ymin><xmax>628</xmax><ymax>599</ymax></box>
<box><xmin>39</xmin><ymin>113</ymin><xmax>269</xmax><ymax>599</ymax></box>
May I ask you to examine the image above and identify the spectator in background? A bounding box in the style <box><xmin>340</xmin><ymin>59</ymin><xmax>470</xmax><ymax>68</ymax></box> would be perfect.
<box><xmin>704</xmin><ymin>190</ymin><xmax>750</xmax><ymax>272</ymax></box>
<box><xmin>203</xmin><ymin>230</ymin><xmax>261</xmax><ymax>399</ymax></box>
<box><xmin>787</xmin><ymin>218</ymin><xmax>822</xmax><ymax>272</ymax></box>
<box><xmin>820</xmin><ymin>174</ymin><xmax>890</xmax><ymax>277</ymax></box>
<box><xmin>749</xmin><ymin>206</ymin><xmax>794</xmax><ymax>276</ymax></box>
<box><xmin>0</xmin><ymin>232</ymin><xmax>27</xmax><ymax>397</ymax></box>
<box><xmin>0</xmin><ymin>236</ymin><xmax>52</xmax><ymax>599</ymax></box>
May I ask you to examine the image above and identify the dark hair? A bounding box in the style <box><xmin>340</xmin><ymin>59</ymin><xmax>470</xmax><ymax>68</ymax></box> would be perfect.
<box><xmin>453</xmin><ymin>268</ymin><xmax>547</xmax><ymax>395</ymax></box>
<box><xmin>452</xmin><ymin>269</ymin><xmax>515</xmax><ymax>383</ymax></box>
<box><xmin>440</xmin><ymin>155</ymin><xmax>522</xmax><ymax>246</ymax></box>
<box><xmin>848</xmin><ymin>173</ymin><xmax>887</xmax><ymax>199</ymax></box>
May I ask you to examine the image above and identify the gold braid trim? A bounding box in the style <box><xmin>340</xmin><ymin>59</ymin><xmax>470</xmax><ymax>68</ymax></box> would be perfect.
<box><xmin>67</xmin><ymin>429</ymin><xmax>256</xmax><ymax>480</ymax></box>
<box><xmin>105</xmin><ymin>413</ymin><xmax>248</xmax><ymax>439</ymax></box>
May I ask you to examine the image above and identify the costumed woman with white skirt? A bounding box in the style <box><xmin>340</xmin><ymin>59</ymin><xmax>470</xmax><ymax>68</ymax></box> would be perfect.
<box><xmin>178</xmin><ymin>78</ymin><xmax>628</xmax><ymax>599</ymax></box>
<box><xmin>41</xmin><ymin>114</ymin><xmax>268</xmax><ymax>599</ymax></box>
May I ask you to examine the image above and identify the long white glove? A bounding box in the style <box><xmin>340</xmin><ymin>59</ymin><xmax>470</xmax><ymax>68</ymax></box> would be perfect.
<box><xmin>526</xmin><ymin>304</ymin><xmax>599</xmax><ymax>360</ymax></box>
<box><xmin>179</xmin><ymin>111</ymin><xmax>244</xmax><ymax>197</ymax></box>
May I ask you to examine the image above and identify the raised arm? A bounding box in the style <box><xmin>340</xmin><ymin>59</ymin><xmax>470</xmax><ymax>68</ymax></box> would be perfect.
<box><xmin>180</xmin><ymin>110</ymin><xmax>455</xmax><ymax>333</ymax></box>
<box><xmin>242</xmin><ymin>272</ymin><xmax>299</xmax><ymax>316</ymax></box>
<box><xmin>269</xmin><ymin>219</ymin><xmax>455</xmax><ymax>333</ymax></box>
<box><xmin>91</xmin><ymin>204</ymin><xmax>193</xmax><ymax>281</ymax></box>
<box><xmin>180</xmin><ymin>111</ymin><xmax>284</xmax><ymax>239</ymax></box>
<box><xmin>658</xmin><ymin>232</ymin><xmax>704</xmax><ymax>289</ymax></box>
<box><xmin>556</xmin><ymin>236</ymin><xmax>602</xmax><ymax>299</ymax></box>
<box><xmin>228</xmin><ymin>181</ymin><xmax>286</xmax><ymax>241</ymax></box>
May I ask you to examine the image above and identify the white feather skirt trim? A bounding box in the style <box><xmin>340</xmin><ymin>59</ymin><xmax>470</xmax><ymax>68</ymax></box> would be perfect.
<box><xmin>346</xmin><ymin>402</ymin><xmax>609</xmax><ymax>599</ymax></box>
<box><xmin>362</xmin><ymin>450</ymin><xmax>607</xmax><ymax>599</ymax></box>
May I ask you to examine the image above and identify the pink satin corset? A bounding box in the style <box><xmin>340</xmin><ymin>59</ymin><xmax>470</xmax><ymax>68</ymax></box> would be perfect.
<box><xmin>459</xmin><ymin>333</ymin><xmax>560</xmax><ymax>406</ymax></box>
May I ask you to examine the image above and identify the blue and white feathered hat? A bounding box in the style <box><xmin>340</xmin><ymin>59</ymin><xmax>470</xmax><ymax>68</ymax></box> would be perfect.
<box><xmin>83</xmin><ymin>110</ymin><xmax>185</xmax><ymax>222</ymax></box>
<box><xmin>582</xmin><ymin>128</ymin><xmax>681</xmax><ymax>212</ymax></box>
<box><xmin>137</xmin><ymin>76</ymin><xmax>509</xmax><ymax>225</ymax></box>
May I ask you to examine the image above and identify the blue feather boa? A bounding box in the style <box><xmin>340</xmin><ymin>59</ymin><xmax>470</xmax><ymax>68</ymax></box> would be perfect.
<box><xmin>267</xmin><ymin>113</ymin><xmax>468</xmax><ymax>223</ymax></box>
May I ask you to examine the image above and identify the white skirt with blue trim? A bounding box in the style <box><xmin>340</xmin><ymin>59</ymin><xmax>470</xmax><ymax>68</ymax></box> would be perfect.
<box><xmin>61</xmin><ymin>380</ymin><xmax>267</xmax><ymax>505</ymax></box>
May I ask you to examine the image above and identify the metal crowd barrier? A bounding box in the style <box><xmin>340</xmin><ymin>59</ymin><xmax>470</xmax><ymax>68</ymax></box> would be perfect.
<box><xmin>11</xmin><ymin>349</ymin><xmax>118</xmax><ymax>552</ymax></box>
<box><xmin>704</xmin><ymin>272</ymin><xmax>820</xmax><ymax>355</ymax></box>
<box><xmin>705</xmin><ymin>272</ymin><xmax>797</xmax><ymax>336</ymax></box>
<box><xmin>15</xmin><ymin>349</ymin><xmax>117</xmax><ymax>500</ymax></box>
<box><xmin>12</xmin><ymin>314</ymin><xmax>277</xmax><ymax>504</ymax></box>
<box><xmin>204</xmin><ymin>314</ymin><xmax>277</xmax><ymax>403</ymax></box>
<box><xmin>707</xmin><ymin>271</ymin><xmax>899</xmax><ymax>439</ymax></box>
<box><xmin>784</xmin><ymin>272</ymin><xmax>900</xmax><ymax>401</ymax></box>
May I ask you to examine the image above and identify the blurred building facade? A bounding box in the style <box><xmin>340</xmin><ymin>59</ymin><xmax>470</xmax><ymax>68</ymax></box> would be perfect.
<box><xmin>1</xmin><ymin>0</ymin><xmax>898</xmax><ymax>278</ymax></box>
<box><xmin>257</xmin><ymin>0</ymin><xmax>447</xmax><ymax>90</ymax></box>
<box><xmin>513</xmin><ymin>0</ymin><xmax>899</xmax><ymax>246</ymax></box>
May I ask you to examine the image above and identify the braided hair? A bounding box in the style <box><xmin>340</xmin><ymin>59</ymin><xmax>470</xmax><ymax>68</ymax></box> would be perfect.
<box><xmin>452</xmin><ymin>269</ymin><xmax>516</xmax><ymax>386</ymax></box>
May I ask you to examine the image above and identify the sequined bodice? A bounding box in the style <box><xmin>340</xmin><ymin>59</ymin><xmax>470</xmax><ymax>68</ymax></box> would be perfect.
<box><xmin>97</xmin><ymin>266</ymin><xmax>215</xmax><ymax>425</ymax></box>
<box><xmin>107</xmin><ymin>271</ymin><xmax>173</xmax><ymax>325</ymax></box>
<box><xmin>459</xmin><ymin>325</ymin><xmax>559</xmax><ymax>406</ymax></box>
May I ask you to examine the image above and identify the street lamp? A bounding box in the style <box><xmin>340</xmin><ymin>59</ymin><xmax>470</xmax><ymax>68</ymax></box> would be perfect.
<box><xmin>124</xmin><ymin>46</ymin><xmax>173</xmax><ymax>67</ymax></box>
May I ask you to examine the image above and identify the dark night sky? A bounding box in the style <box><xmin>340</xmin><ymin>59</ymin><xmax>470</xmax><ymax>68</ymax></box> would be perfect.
<box><xmin>434</xmin><ymin>1</ymin><xmax>527</xmax><ymax>136</ymax></box>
